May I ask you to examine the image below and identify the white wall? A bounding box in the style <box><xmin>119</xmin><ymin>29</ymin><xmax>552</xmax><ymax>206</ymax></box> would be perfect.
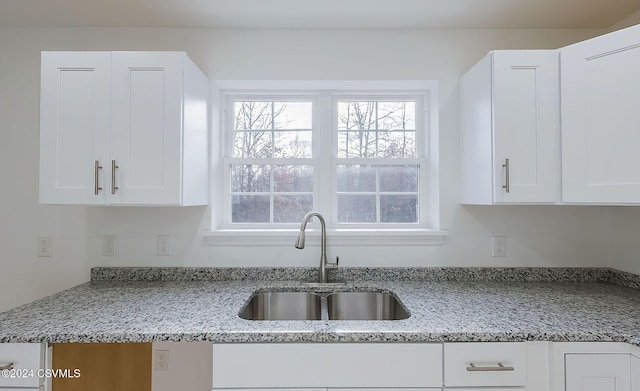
<box><xmin>152</xmin><ymin>342</ymin><xmax>212</xmax><ymax>391</ymax></box>
<box><xmin>607</xmin><ymin>208</ymin><xmax>640</xmax><ymax>275</ymax></box>
<box><xmin>609</xmin><ymin>10</ymin><xmax>640</xmax><ymax>31</ymax></box>
<box><xmin>0</xmin><ymin>26</ymin><xmax>617</xmax><ymax>312</ymax></box>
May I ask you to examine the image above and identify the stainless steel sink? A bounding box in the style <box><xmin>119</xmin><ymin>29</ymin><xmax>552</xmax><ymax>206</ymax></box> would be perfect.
<box><xmin>239</xmin><ymin>291</ymin><xmax>322</xmax><ymax>320</ymax></box>
<box><xmin>327</xmin><ymin>291</ymin><xmax>410</xmax><ymax>320</ymax></box>
<box><xmin>239</xmin><ymin>290</ymin><xmax>410</xmax><ymax>321</ymax></box>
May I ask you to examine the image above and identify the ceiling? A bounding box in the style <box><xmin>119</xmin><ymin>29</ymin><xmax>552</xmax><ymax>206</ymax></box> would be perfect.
<box><xmin>0</xmin><ymin>0</ymin><xmax>639</xmax><ymax>29</ymax></box>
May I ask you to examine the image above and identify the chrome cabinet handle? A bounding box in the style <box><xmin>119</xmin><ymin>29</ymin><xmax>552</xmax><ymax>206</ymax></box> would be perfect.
<box><xmin>502</xmin><ymin>158</ymin><xmax>510</xmax><ymax>193</ymax></box>
<box><xmin>94</xmin><ymin>160</ymin><xmax>103</xmax><ymax>195</ymax></box>
<box><xmin>0</xmin><ymin>362</ymin><xmax>14</xmax><ymax>370</ymax></box>
<box><xmin>466</xmin><ymin>362</ymin><xmax>514</xmax><ymax>372</ymax></box>
<box><xmin>111</xmin><ymin>160</ymin><xmax>119</xmax><ymax>194</ymax></box>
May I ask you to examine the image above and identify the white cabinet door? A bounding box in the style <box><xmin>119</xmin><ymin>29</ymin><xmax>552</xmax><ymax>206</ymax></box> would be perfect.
<box><xmin>333</xmin><ymin>389</ymin><xmax>441</xmax><ymax>391</ymax></box>
<box><xmin>0</xmin><ymin>343</ymin><xmax>44</xmax><ymax>388</ymax></box>
<box><xmin>565</xmin><ymin>354</ymin><xmax>630</xmax><ymax>391</ymax></box>
<box><xmin>212</xmin><ymin>343</ymin><xmax>442</xmax><ymax>389</ymax></box>
<box><xmin>39</xmin><ymin>51</ymin><xmax>111</xmax><ymax>204</ymax></box>
<box><xmin>561</xmin><ymin>24</ymin><xmax>640</xmax><ymax>203</ymax></box>
<box><xmin>632</xmin><ymin>356</ymin><xmax>640</xmax><ymax>391</ymax></box>
<box><xmin>444</xmin><ymin>342</ymin><xmax>526</xmax><ymax>387</ymax></box>
<box><xmin>446</xmin><ymin>389</ymin><xmax>521</xmax><ymax>391</ymax></box>
<box><xmin>110</xmin><ymin>52</ymin><xmax>183</xmax><ymax>205</ymax></box>
<box><xmin>212</xmin><ymin>389</ymin><xmax>325</xmax><ymax>391</ymax></box>
<box><xmin>493</xmin><ymin>50</ymin><xmax>559</xmax><ymax>203</ymax></box>
<box><xmin>459</xmin><ymin>50</ymin><xmax>559</xmax><ymax>204</ymax></box>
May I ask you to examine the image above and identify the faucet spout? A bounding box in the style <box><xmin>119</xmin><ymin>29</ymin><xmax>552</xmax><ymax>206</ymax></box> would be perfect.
<box><xmin>294</xmin><ymin>212</ymin><xmax>338</xmax><ymax>283</ymax></box>
<box><xmin>294</xmin><ymin>231</ymin><xmax>305</xmax><ymax>249</ymax></box>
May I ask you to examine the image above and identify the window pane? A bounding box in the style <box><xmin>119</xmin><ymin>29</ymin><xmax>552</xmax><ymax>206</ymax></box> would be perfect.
<box><xmin>378</xmin><ymin>131</ymin><xmax>416</xmax><ymax>158</ymax></box>
<box><xmin>337</xmin><ymin>195</ymin><xmax>376</xmax><ymax>223</ymax></box>
<box><xmin>232</xmin><ymin>195</ymin><xmax>270</xmax><ymax>223</ymax></box>
<box><xmin>380</xmin><ymin>165</ymin><xmax>418</xmax><ymax>192</ymax></box>
<box><xmin>338</xmin><ymin>102</ymin><xmax>376</xmax><ymax>130</ymax></box>
<box><xmin>233</xmin><ymin>131</ymin><xmax>272</xmax><ymax>158</ymax></box>
<box><xmin>273</xmin><ymin>102</ymin><xmax>313</xmax><ymax>130</ymax></box>
<box><xmin>234</xmin><ymin>101</ymin><xmax>272</xmax><ymax>130</ymax></box>
<box><xmin>378</xmin><ymin>101</ymin><xmax>416</xmax><ymax>130</ymax></box>
<box><xmin>231</xmin><ymin>165</ymin><xmax>270</xmax><ymax>192</ymax></box>
<box><xmin>274</xmin><ymin>165</ymin><xmax>313</xmax><ymax>192</ymax></box>
<box><xmin>381</xmin><ymin>195</ymin><xmax>417</xmax><ymax>223</ymax></box>
<box><xmin>337</xmin><ymin>131</ymin><xmax>377</xmax><ymax>158</ymax></box>
<box><xmin>274</xmin><ymin>130</ymin><xmax>312</xmax><ymax>158</ymax></box>
<box><xmin>338</xmin><ymin>100</ymin><xmax>417</xmax><ymax>158</ymax></box>
<box><xmin>337</xmin><ymin>165</ymin><xmax>376</xmax><ymax>192</ymax></box>
<box><xmin>274</xmin><ymin>195</ymin><xmax>313</xmax><ymax>223</ymax></box>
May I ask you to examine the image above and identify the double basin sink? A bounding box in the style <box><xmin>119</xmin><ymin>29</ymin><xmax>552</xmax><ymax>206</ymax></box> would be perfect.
<box><xmin>239</xmin><ymin>290</ymin><xmax>410</xmax><ymax>321</ymax></box>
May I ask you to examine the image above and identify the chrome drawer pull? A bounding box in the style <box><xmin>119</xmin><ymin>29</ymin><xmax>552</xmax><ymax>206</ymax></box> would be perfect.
<box><xmin>466</xmin><ymin>362</ymin><xmax>514</xmax><ymax>372</ymax></box>
<box><xmin>0</xmin><ymin>362</ymin><xmax>14</xmax><ymax>370</ymax></box>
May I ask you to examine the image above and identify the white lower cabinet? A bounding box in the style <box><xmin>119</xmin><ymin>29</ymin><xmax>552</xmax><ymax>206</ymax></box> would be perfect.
<box><xmin>209</xmin><ymin>341</ymin><xmax>640</xmax><ymax>391</ymax></box>
<box><xmin>444</xmin><ymin>342</ymin><xmax>526</xmax><ymax>388</ymax></box>
<box><xmin>552</xmin><ymin>342</ymin><xmax>640</xmax><ymax>391</ymax></box>
<box><xmin>565</xmin><ymin>354</ymin><xmax>631</xmax><ymax>391</ymax></box>
<box><xmin>0</xmin><ymin>343</ymin><xmax>47</xmax><ymax>390</ymax></box>
<box><xmin>450</xmin><ymin>389</ymin><xmax>522</xmax><ymax>391</ymax></box>
<box><xmin>632</xmin><ymin>356</ymin><xmax>640</xmax><ymax>391</ymax></box>
<box><xmin>213</xmin><ymin>389</ymin><xmax>439</xmax><ymax>391</ymax></box>
<box><xmin>211</xmin><ymin>343</ymin><xmax>442</xmax><ymax>389</ymax></box>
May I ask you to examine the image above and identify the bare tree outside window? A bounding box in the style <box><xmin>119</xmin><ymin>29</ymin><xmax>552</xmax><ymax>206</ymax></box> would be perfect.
<box><xmin>337</xmin><ymin>101</ymin><xmax>418</xmax><ymax>224</ymax></box>
<box><xmin>338</xmin><ymin>101</ymin><xmax>416</xmax><ymax>158</ymax></box>
<box><xmin>231</xmin><ymin>101</ymin><xmax>313</xmax><ymax>223</ymax></box>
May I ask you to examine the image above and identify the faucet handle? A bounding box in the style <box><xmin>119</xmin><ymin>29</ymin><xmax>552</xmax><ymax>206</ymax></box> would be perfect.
<box><xmin>327</xmin><ymin>256</ymin><xmax>339</xmax><ymax>269</ymax></box>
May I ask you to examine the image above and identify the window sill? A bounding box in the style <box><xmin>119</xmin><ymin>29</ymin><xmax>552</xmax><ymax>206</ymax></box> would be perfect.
<box><xmin>203</xmin><ymin>228</ymin><xmax>448</xmax><ymax>247</ymax></box>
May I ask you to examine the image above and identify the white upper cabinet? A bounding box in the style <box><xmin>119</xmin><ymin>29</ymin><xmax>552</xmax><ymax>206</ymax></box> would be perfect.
<box><xmin>40</xmin><ymin>51</ymin><xmax>209</xmax><ymax>206</ymax></box>
<box><xmin>39</xmin><ymin>52</ymin><xmax>111</xmax><ymax>205</ymax></box>
<box><xmin>460</xmin><ymin>50</ymin><xmax>559</xmax><ymax>204</ymax></box>
<box><xmin>561</xmin><ymin>24</ymin><xmax>640</xmax><ymax>204</ymax></box>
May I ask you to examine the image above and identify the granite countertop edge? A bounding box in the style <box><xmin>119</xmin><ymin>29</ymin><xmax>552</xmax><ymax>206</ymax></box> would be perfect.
<box><xmin>91</xmin><ymin>266</ymin><xmax>640</xmax><ymax>289</ymax></box>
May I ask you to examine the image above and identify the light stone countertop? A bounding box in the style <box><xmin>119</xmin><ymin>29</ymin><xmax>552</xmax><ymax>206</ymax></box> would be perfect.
<box><xmin>0</xmin><ymin>268</ymin><xmax>639</xmax><ymax>345</ymax></box>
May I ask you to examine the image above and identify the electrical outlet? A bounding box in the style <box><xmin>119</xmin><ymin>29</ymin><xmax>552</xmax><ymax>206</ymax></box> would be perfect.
<box><xmin>492</xmin><ymin>236</ymin><xmax>506</xmax><ymax>257</ymax></box>
<box><xmin>157</xmin><ymin>235</ymin><xmax>171</xmax><ymax>256</ymax></box>
<box><xmin>103</xmin><ymin>235</ymin><xmax>116</xmax><ymax>257</ymax></box>
<box><xmin>38</xmin><ymin>236</ymin><xmax>52</xmax><ymax>257</ymax></box>
<box><xmin>154</xmin><ymin>349</ymin><xmax>169</xmax><ymax>371</ymax></box>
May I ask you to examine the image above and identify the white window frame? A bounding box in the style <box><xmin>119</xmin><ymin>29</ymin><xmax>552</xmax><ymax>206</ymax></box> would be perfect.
<box><xmin>205</xmin><ymin>80</ymin><xmax>447</xmax><ymax>246</ymax></box>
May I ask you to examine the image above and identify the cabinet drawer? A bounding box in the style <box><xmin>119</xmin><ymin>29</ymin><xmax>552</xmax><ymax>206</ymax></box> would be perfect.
<box><xmin>0</xmin><ymin>343</ymin><xmax>43</xmax><ymax>388</ymax></box>
<box><xmin>212</xmin><ymin>343</ymin><xmax>443</xmax><ymax>388</ymax></box>
<box><xmin>444</xmin><ymin>342</ymin><xmax>526</xmax><ymax>387</ymax></box>
<box><xmin>446</xmin><ymin>389</ymin><xmax>523</xmax><ymax>391</ymax></box>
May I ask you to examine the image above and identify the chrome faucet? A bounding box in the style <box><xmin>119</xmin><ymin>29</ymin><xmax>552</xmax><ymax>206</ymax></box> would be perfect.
<box><xmin>294</xmin><ymin>212</ymin><xmax>338</xmax><ymax>283</ymax></box>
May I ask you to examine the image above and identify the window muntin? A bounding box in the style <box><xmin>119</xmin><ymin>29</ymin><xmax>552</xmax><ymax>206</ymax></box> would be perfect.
<box><xmin>229</xmin><ymin>99</ymin><xmax>314</xmax><ymax>224</ymax></box>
